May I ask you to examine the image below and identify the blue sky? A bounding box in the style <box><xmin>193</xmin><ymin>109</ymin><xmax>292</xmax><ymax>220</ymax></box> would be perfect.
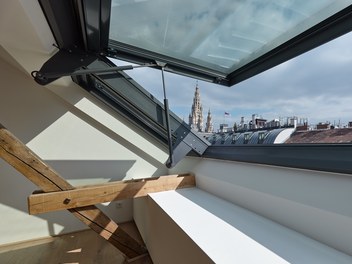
<box><xmin>112</xmin><ymin>31</ymin><xmax>352</xmax><ymax>130</ymax></box>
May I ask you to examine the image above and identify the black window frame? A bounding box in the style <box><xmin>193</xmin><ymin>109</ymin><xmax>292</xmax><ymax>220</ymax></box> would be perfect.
<box><xmin>105</xmin><ymin>2</ymin><xmax>352</xmax><ymax>87</ymax></box>
<box><xmin>38</xmin><ymin>0</ymin><xmax>352</xmax><ymax>174</ymax></box>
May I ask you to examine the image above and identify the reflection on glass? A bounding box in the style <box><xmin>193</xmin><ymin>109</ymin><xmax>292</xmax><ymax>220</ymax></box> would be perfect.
<box><xmin>109</xmin><ymin>0</ymin><xmax>350</xmax><ymax>74</ymax></box>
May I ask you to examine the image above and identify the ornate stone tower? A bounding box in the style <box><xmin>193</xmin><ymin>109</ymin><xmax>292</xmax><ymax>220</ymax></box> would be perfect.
<box><xmin>189</xmin><ymin>83</ymin><xmax>204</xmax><ymax>132</ymax></box>
<box><xmin>205</xmin><ymin>109</ymin><xmax>214</xmax><ymax>133</ymax></box>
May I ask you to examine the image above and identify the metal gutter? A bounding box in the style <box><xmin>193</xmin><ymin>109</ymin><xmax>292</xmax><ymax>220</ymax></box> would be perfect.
<box><xmin>203</xmin><ymin>144</ymin><xmax>352</xmax><ymax>175</ymax></box>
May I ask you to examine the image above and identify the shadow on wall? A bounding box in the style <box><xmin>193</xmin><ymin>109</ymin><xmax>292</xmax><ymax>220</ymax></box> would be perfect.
<box><xmin>0</xmin><ymin>51</ymin><xmax>84</xmax><ymax>144</ymax></box>
<box><xmin>45</xmin><ymin>160</ymin><xmax>136</xmax><ymax>183</ymax></box>
<box><xmin>0</xmin><ymin>159</ymin><xmax>136</xmax><ymax>237</ymax></box>
<box><xmin>0</xmin><ymin>53</ymin><xmax>166</xmax><ymax>171</ymax></box>
<box><xmin>0</xmin><ymin>50</ymin><xmax>169</xmax><ymax>241</ymax></box>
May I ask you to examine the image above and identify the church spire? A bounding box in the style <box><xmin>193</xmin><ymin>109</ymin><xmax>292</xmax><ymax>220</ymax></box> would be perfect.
<box><xmin>205</xmin><ymin>108</ymin><xmax>214</xmax><ymax>133</ymax></box>
<box><xmin>189</xmin><ymin>82</ymin><xmax>204</xmax><ymax>132</ymax></box>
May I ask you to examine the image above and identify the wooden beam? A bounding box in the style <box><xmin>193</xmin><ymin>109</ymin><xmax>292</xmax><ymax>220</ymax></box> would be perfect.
<box><xmin>28</xmin><ymin>174</ymin><xmax>195</xmax><ymax>214</ymax></box>
<box><xmin>0</xmin><ymin>123</ymin><xmax>146</xmax><ymax>259</ymax></box>
<box><xmin>0</xmin><ymin>124</ymin><xmax>72</xmax><ymax>192</ymax></box>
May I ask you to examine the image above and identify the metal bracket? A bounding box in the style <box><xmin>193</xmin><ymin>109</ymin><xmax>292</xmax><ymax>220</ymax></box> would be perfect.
<box><xmin>156</xmin><ymin>61</ymin><xmax>174</xmax><ymax>168</ymax></box>
<box><xmin>31</xmin><ymin>46</ymin><xmax>156</xmax><ymax>85</ymax></box>
<box><xmin>31</xmin><ymin>47</ymin><xmax>98</xmax><ymax>85</ymax></box>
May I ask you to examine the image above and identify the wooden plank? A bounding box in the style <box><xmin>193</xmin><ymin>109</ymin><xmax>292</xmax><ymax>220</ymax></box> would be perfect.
<box><xmin>0</xmin><ymin>123</ymin><xmax>146</xmax><ymax>259</ymax></box>
<box><xmin>28</xmin><ymin>174</ymin><xmax>195</xmax><ymax>214</ymax></box>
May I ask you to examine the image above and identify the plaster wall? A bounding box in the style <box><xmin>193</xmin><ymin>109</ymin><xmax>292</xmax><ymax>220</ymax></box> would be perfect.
<box><xmin>134</xmin><ymin>156</ymin><xmax>352</xmax><ymax>261</ymax></box>
<box><xmin>133</xmin><ymin>196</ymin><xmax>213</xmax><ymax>264</ymax></box>
<box><xmin>171</xmin><ymin>157</ymin><xmax>352</xmax><ymax>256</ymax></box>
<box><xmin>0</xmin><ymin>53</ymin><xmax>168</xmax><ymax>245</ymax></box>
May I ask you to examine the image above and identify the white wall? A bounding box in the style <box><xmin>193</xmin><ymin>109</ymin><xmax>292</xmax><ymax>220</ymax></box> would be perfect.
<box><xmin>0</xmin><ymin>51</ymin><xmax>168</xmax><ymax>245</ymax></box>
<box><xmin>171</xmin><ymin>157</ymin><xmax>352</xmax><ymax>256</ymax></box>
<box><xmin>0</xmin><ymin>0</ymin><xmax>171</xmax><ymax>245</ymax></box>
<box><xmin>133</xmin><ymin>157</ymin><xmax>352</xmax><ymax>260</ymax></box>
<box><xmin>133</xmin><ymin>196</ymin><xmax>213</xmax><ymax>264</ymax></box>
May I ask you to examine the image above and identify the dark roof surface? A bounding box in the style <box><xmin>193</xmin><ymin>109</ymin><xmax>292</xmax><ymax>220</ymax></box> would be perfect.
<box><xmin>286</xmin><ymin>128</ymin><xmax>352</xmax><ymax>144</ymax></box>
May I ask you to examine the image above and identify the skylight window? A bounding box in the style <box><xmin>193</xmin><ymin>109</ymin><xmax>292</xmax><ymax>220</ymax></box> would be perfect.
<box><xmin>109</xmin><ymin>0</ymin><xmax>351</xmax><ymax>85</ymax></box>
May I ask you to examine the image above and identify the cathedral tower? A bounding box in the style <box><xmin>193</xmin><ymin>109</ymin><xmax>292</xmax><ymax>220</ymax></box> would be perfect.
<box><xmin>189</xmin><ymin>83</ymin><xmax>204</xmax><ymax>132</ymax></box>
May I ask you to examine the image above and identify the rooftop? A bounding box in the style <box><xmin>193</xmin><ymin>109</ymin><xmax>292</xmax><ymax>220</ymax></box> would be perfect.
<box><xmin>286</xmin><ymin>128</ymin><xmax>352</xmax><ymax>144</ymax></box>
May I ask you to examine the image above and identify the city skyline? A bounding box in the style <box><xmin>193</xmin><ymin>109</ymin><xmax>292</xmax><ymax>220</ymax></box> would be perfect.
<box><xmin>112</xmin><ymin>30</ymin><xmax>352</xmax><ymax>128</ymax></box>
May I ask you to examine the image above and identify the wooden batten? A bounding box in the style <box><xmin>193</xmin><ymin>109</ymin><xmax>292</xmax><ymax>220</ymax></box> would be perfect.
<box><xmin>28</xmin><ymin>174</ymin><xmax>196</xmax><ymax>215</ymax></box>
<box><xmin>0</xmin><ymin>123</ymin><xmax>146</xmax><ymax>259</ymax></box>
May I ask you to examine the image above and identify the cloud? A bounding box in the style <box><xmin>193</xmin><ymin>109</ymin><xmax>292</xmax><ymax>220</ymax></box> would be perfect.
<box><xmin>110</xmin><ymin>2</ymin><xmax>352</xmax><ymax>128</ymax></box>
<box><xmin>201</xmin><ymin>31</ymin><xmax>352</xmax><ymax>125</ymax></box>
<box><xmin>110</xmin><ymin>0</ymin><xmax>344</xmax><ymax>73</ymax></box>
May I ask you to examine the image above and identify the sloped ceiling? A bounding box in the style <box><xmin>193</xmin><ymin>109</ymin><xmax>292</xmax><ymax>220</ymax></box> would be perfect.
<box><xmin>0</xmin><ymin>0</ymin><xmax>56</xmax><ymax>75</ymax></box>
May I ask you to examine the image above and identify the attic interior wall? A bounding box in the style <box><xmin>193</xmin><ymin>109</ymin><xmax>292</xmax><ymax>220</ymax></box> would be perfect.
<box><xmin>169</xmin><ymin>157</ymin><xmax>352</xmax><ymax>256</ymax></box>
<box><xmin>0</xmin><ymin>53</ymin><xmax>169</xmax><ymax>245</ymax></box>
<box><xmin>133</xmin><ymin>196</ymin><xmax>213</xmax><ymax>264</ymax></box>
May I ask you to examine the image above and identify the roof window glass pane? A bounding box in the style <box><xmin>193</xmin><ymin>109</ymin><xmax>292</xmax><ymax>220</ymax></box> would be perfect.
<box><xmin>109</xmin><ymin>0</ymin><xmax>351</xmax><ymax>74</ymax></box>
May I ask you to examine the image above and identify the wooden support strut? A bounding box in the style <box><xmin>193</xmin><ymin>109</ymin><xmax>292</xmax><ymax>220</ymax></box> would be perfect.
<box><xmin>0</xmin><ymin>123</ymin><xmax>146</xmax><ymax>259</ymax></box>
<box><xmin>28</xmin><ymin>174</ymin><xmax>195</xmax><ymax>215</ymax></box>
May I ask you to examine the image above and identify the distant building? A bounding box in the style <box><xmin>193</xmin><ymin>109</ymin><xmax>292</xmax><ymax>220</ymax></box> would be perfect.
<box><xmin>205</xmin><ymin>109</ymin><xmax>214</xmax><ymax>133</ymax></box>
<box><xmin>250</xmin><ymin>114</ymin><xmax>266</xmax><ymax>129</ymax></box>
<box><xmin>316</xmin><ymin>122</ymin><xmax>330</xmax><ymax>130</ymax></box>
<box><xmin>219</xmin><ymin>123</ymin><xmax>229</xmax><ymax>133</ymax></box>
<box><xmin>296</xmin><ymin>124</ymin><xmax>309</xmax><ymax>131</ymax></box>
<box><xmin>233</xmin><ymin>114</ymin><xmax>310</xmax><ymax>132</ymax></box>
<box><xmin>266</xmin><ymin>119</ymin><xmax>281</xmax><ymax>128</ymax></box>
<box><xmin>189</xmin><ymin>84</ymin><xmax>203</xmax><ymax>132</ymax></box>
<box><xmin>238</xmin><ymin>117</ymin><xmax>246</xmax><ymax>131</ymax></box>
<box><xmin>296</xmin><ymin>118</ymin><xmax>309</xmax><ymax>131</ymax></box>
<box><xmin>189</xmin><ymin>83</ymin><xmax>213</xmax><ymax>133</ymax></box>
<box><xmin>287</xmin><ymin>117</ymin><xmax>298</xmax><ymax>128</ymax></box>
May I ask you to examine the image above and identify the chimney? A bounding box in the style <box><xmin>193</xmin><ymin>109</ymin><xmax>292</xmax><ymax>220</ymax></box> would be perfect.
<box><xmin>252</xmin><ymin>114</ymin><xmax>257</xmax><ymax>129</ymax></box>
